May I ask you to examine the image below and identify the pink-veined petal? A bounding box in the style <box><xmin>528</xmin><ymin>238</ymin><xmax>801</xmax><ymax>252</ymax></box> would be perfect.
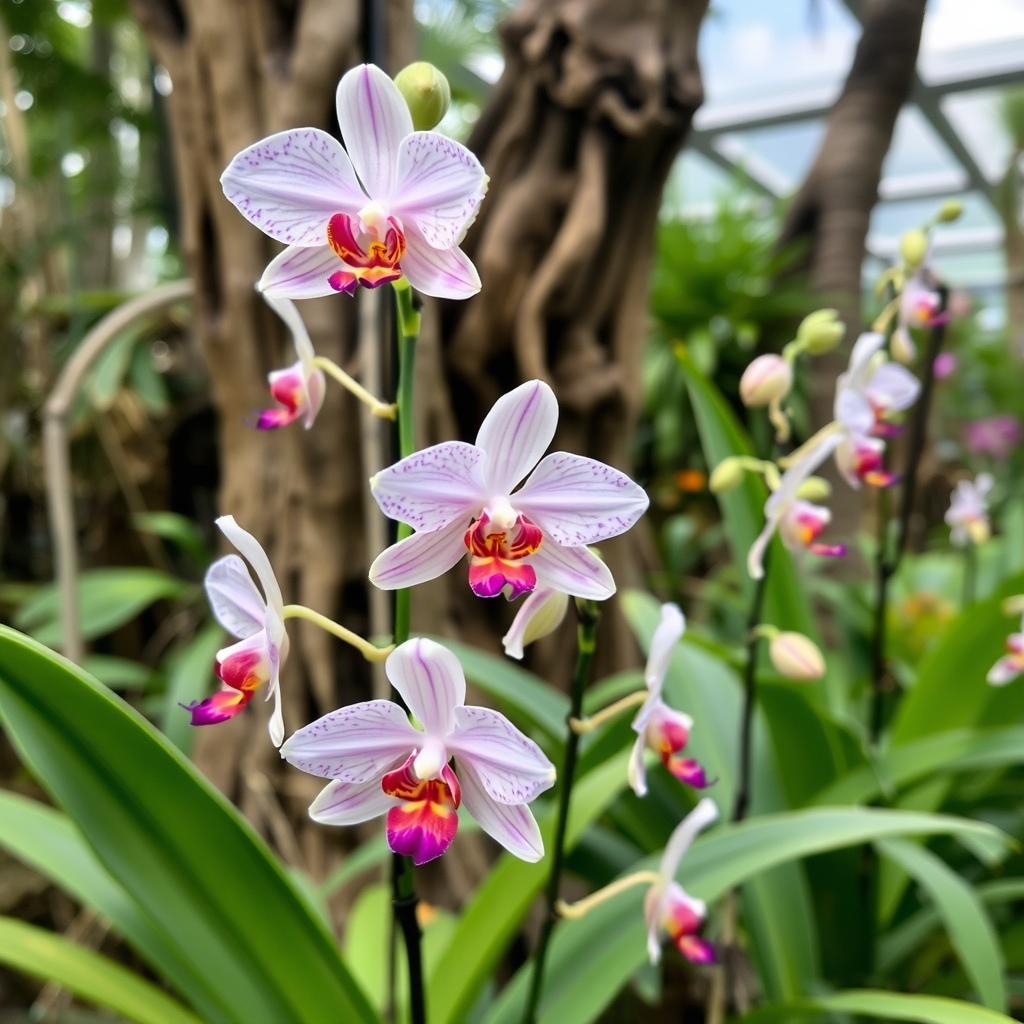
<box><xmin>530</xmin><ymin>542</ymin><xmax>615</xmax><ymax>600</ymax></box>
<box><xmin>867</xmin><ymin>362</ymin><xmax>920</xmax><ymax>413</ymax></box>
<box><xmin>513</xmin><ymin>452</ymin><xmax>649</xmax><ymax>546</ymax></box>
<box><xmin>457</xmin><ymin>761</ymin><xmax>544</xmax><ymax>862</ymax></box>
<box><xmin>449</xmin><ymin>705</ymin><xmax>555</xmax><ymax>804</ymax></box>
<box><xmin>368</xmin><ymin>517</ymin><xmax>468</xmax><ymax>590</ymax></box>
<box><xmin>385</xmin><ymin>637</ymin><xmax>466</xmax><ymax>737</ymax></box>
<box><xmin>308</xmin><ymin>777</ymin><xmax>396</xmax><ymax>826</ymax></box>
<box><xmin>400</xmin><ymin>230</ymin><xmax>480</xmax><ymax>299</ymax></box>
<box><xmin>476</xmin><ymin>380</ymin><xmax>558</xmax><ymax>494</ymax></box>
<box><xmin>335</xmin><ymin>64</ymin><xmax>412</xmax><ymax>200</ymax></box>
<box><xmin>645</xmin><ymin>603</ymin><xmax>685</xmax><ymax>696</ymax></box>
<box><xmin>221</xmin><ymin>128</ymin><xmax>365</xmax><ymax>246</ymax></box>
<box><xmin>215</xmin><ymin>516</ymin><xmax>284</xmax><ymax>617</ymax></box>
<box><xmin>204</xmin><ymin>554</ymin><xmax>265</xmax><ymax>639</ymax></box>
<box><xmin>281</xmin><ymin>700</ymin><xmax>417</xmax><ymax>782</ymax></box>
<box><xmin>392</xmin><ymin>131</ymin><xmax>487</xmax><ymax>249</ymax></box>
<box><xmin>370</xmin><ymin>441</ymin><xmax>485</xmax><ymax>532</ymax></box>
<box><xmin>259</xmin><ymin>244</ymin><xmax>339</xmax><ymax>299</ymax></box>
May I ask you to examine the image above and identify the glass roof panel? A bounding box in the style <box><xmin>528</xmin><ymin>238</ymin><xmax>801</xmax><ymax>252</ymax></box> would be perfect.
<box><xmin>869</xmin><ymin>191</ymin><xmax>999</xmax><ymax>241</ymax></box>
<box><xmin>661</xmin><ymin>151</ymin><xmax>737</xmax><ymax>218</ymax></box>
<box><xmin>918</xmin><ymin>0</ymin><xmax>1024</xmax><ymax>85</ymax></box>
<box><xmin>941</xmin><ymin>89</ymin><xmax>1015</xmax><ymax>183</ymax></box>
<box><xmin>882</xmin><ymin>107</ymin><xmax>961</xmax><ymax>182</ymax></box>
<box><xmin>715</xmin><ymin>120</ymin><xmax>826</xmax><ymax>193</ymax></box>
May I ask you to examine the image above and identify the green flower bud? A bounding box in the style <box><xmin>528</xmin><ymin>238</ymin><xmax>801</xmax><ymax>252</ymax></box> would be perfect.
<box><xmin>769</xmin><ymin>631</ymin><xmax>826</xmax><ymax>681</ymax></box>
<box><xmin>394</xmin><ymin>62</ymin><xmax>451</xmax><ymax>131</ymax></box>
<box><xmin>796</xmin><ymin>308</ymin><xmax>844</xmax><ymax>355</ymax></box>
<box><xmin>899</xmin><ymin>229</ymin><xmax>929</xmax><ymax>270</ymax></box>
<box><xmin>739</xmin><ymin>354</ymin><xmax>792</xmax><ymax>407</ymax></box>
<box><xmin>795</xmin><ymin>476</ymin><xmax>832</xmax><ymax>502</ymax></box>
<box><xmin>936</xmin><ymin>200</ymin><xmax>963</xmax><ymax>224</ymax></box>
<box><xmin>709</xmin><ymin>457</ymin><xmax>745</xmax><ymax>494</ymax></box>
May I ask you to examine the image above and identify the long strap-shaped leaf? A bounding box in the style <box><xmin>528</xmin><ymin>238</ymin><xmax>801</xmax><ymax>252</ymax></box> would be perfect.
<box><xmin>0</xmin><ymin>625</ymin><xmax>376</xmax><ymax>1024</ymax></box>
<box><xmin>0</xmin><ymin>916</ymin><xmax>202</xmax><ymax>1024</ymax></box>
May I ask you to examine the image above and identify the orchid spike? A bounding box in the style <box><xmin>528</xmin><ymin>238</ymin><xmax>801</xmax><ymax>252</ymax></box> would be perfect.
<box><xmin>368</xmin><ymin>380</ymin><xmax>649</xmax><ymax>601</ymax></box>
<box><xmin>946</xmin><ymin>473</ymin><xmax>993</xmax><ymax>547</ymax></box>
<box><xmin>645</xmin><ymin>798</ymin><xmax>718</xmax><ymax>965</ymax></box>
<box><xmin>281</xmin><ymin>637</ymin><xmax>556</xmax><ymax>864</ymax></box>
<box><xmin>222</xmin><ymin>63</ymin><xmax>487</xmax><ymax>301</ymax></box>
<box><xmin>188</xmin><ymin>516</ymin><xmax>289</xmax><ymax>746</ymax></box>
<box><xmin>628</xmin><ymin>604</ymin><xmax>709</xmax><ymax>796</ymax></box>
<box><xmin>989</xmin><ymin>611</ymin><xmax>1024</xmax><ymax>686</ymax></box>
<box><xmin>255</xmin><ymin>293</ymin><xmax>327</xmax><ymax>430</ymax></box>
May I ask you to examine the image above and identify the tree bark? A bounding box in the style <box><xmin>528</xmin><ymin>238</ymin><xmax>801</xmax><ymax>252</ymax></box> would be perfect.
<box><xmin>424</xmin><ymin>0</ymin><xmax>710</xmax><ymax>678</ymax></box>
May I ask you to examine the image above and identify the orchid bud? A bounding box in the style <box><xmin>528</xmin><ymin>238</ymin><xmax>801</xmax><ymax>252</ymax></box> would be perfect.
<box><xmin>899</xmin><ymin>229</ymin><xmax>929</xmax><ymax>270</ymax></box>
<box><xmin>796</xmin><ymin>308</ymin><xmax>844</xmax><ymax>355</ymax></box>
<box><xmin>739</xmin><ymin>354</ymin><xmax>792</xmax><ymax>408</ymax></box>
<box><xmin>769</xmin><ymin>631</ymin><xmax>826</xmax><ymax>681</ymax></box>
<box><xmin>795</xmin><ymin>476</ymin><xmax>831</xmax><ymax>502</ymax></box>
<box><xmin>394</xmin><ymin>62</ymin><xmax>451</xmax><ymax>130</ymax></box>
<box><xmin>502</xmin><ymin>587</ymin><xmax>570</xmax><ymax>660</ymax></box>
<box><xmin>709</xmin><ymin>457</ymin><xmax>744</xmax><ymax>494</ymax></box>
<box><xmin>890</xmin><ymin>326</ymin><xmax>916</xmax><ymax>365</ymax></box>
<box><xmin>937</xmin><ymin>200</ymin><xmax>963</xmax><ymax>224</ymax></box>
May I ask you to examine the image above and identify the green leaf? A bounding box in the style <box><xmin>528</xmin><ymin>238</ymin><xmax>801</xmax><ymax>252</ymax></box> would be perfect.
<box><xmin>0</xmin><ymin>791</ymin><xmax>227</xmax><ymax>1020</ymax></box>
<box><xmin>80</xmin><ymin>654</ymin><xmax>154</xmax><ymax>690</ymax></box>
<box><xmin>0</xmin><ymin>625</ymin><xmax>377</xmax><ymax>1024</ymax></box>
<box><xmin>484</xmin><ymin>808</ymin><xmax>1008</xmax><ymax>1024</ymax></box>
<box><xmin>0</xmin><ymin>916</ymin><xmax>202</xmax><ymax>1024</ymax></box>
<box><xmin>86</xmin><ymin>330</ymin><xmax>138</xmax><ymax>409</ymax></box>
<box><xmin>14</xmin><ymin>568</ymin><xmax>191</xmax><ymax>647</ymax></box>
<box><xmin>428</xmin><ymin>751</ymin><xmax>631</xmax><ymax>1024</ymax></box>
<box><xmin>160</xmin><ymin>622</ymin><xmax>225</xmax><ymax>754</ymax></box>
<box><xmin>742</xmin><ymin>989</ymin><xmax>1017</xmax><ymax>1024</ymax></box>
<box><xmin>878</xmin><ymin>838</ymin><xmax>1006</xmax><ymax>1010</ymax></box>
<box><xmin>134</xmin><ymin>511</ymin><xmax>209</xmax><ymax>565</ymax></box>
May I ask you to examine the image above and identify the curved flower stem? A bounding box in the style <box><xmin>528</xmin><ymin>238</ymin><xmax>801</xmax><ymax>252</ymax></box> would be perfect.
<box><xmin>521</xmin><ymin>601</ymin><xmax>601</xmax><ymax>1024</ymax></box>
<box><xmin>569</xmin><ymin>689</ymin><xmax>647</xmax><ymax>734</ymax></box>
<box><xmin>312</xmin><ymin>355</ymin><xmax>397</xmax><ymax>420</ymax></box>
<box><xmin>555</xmin><ymin>870</ymin><xmax>661</xmax><ymax>920</ymax></box>
<box><xmin>280</xmin><ymin>605</ymin><xmax>392</xmax><ymax>662</ymax></box>
<box><xmin>387</xmin><ymin>279</ymin><xmax>425</xmax><ymax>1024</ymax></box>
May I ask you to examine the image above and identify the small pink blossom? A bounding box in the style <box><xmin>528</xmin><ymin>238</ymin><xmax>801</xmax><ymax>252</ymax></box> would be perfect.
<box><xmin>933</xmin><ymin>352</ymin><xmax>958</xmax><ymax>380</ymax></box>
<box><xmin>964</xmin><ymin>416</ymin><xmax>1022</xmax><ymax>459</ymax></box>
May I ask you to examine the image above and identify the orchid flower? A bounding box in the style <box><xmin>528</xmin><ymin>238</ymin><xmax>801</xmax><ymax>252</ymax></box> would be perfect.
<box><xmin>946</xmin><ymin>473</ymin><xmax>993</xmax><ymax>547</ymax></box>
<box><xmin>222</xmin><ymin>64</ymin><xmax>487</xmax><ymax>301</ymax></box>
<box><xmin>256</xmin><ymin>293</ymin><xmax>327</xmax><ymax>430</ymax></box>
<box><xmin>281</xmin><ymin>637</ymin><xmax>555</xmax><ymax>864</ymax></box>
<box><xmin>502</xmin><ymin>586</ymin><xmax>570</xmax><ymax>660</ymax></box>
<box><xmin>644</xmin><ymin>798</ymin><xmax>718</xmax><ymax>965</ymax></box>
<box><xmin>628</xmin><ymin>604</ymin><xmax>708</xmax><ymax>796</ymax></box>
<box><xmin>189</xmin><ymin>515</ymin><xmax>289</xmax><ymax>746</ymax></box>
<box><xmin>988</xmin><ymin>612</ymin><xmax>1024</xmax><ymax>686</ymax></box>
<box><xmin>893</xmin><ymin>271</ymin><xmax>946</xmax><ymax>362</ymax></box>
<box><xmin>833</xmin><ymin>332</ymin><xmax>920</xmax><ymax>487</ymax></box>
<box><xmin>368</xmin><ymin>380</ymin><xmax>649</xmax><ymax>601</ymax></box>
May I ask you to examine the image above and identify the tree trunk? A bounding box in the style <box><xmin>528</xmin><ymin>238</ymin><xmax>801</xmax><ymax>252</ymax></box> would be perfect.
<box><xmin>423</xmin><ymin>0</ymin><xmax>710</xmax><ymax>679</ymax></box>
<box><xmin>130</xmin><ymin>0</ymin><xmax>414</xmax><ymax>875</ymax></box>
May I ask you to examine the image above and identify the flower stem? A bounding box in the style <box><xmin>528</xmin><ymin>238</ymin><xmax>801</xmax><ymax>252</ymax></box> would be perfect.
<box><xmin>388</xmin><ymin>280</ymin><xmax>425</xmax><ymax>1024</ymax></box>
<box><xmin>521</xmin><ymin>601</ymin><xmax>601</xmax><ymax>1024</ymax></box>
<box><xmin>312</xmin><ymin>355</ymin><xmax>397</xmax><ymax>419</ymax></box>
<box><xmin>569</xmin><ymin>689</ymin><xmax>647</xmax><ymax>734</ymax></box>
<box><xmin>555</xmin><ymin>870</ymin><xmax>661</xmax><ymax>920</ymax></box>
<box><xmin>280</xmin><ymin>605</ymin><xmax>392</xmax><ymax>662</ymax></box>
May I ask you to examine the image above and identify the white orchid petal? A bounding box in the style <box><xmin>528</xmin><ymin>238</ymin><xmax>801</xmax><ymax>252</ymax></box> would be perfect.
<box><xmin>259</xmin><ymin>244</ymin><xmax>340</xmax><ymax>299</ymax></box>
<box><xmin>401</xmin><ymin>231</ymin><xmax>481</xmax><ymax>299</ymax></box>
<box><xmin>458</xmin><ymin>762</ymin><xmax>544</xmax><ymax>862</ymax></box>
<box><xmin>371</xmin><ymin>441</ymin><xmax>485</xmax><ymax>533</ymax></box>
<box><xmin>834</xmin><ymin>388</ymin><xmax>874</xmax><ymax>435</ymax></box>
<box><xmin>309</xmin><ymin>778</ymin><xmax>396</xmax><ymax>826</ymax></box>
<box><xmin>368</xmin><ymin>518</ymin><xmax>468</xmax><ymax>590</ymax></box>
<box><xmin>530</xmin><ymin>542</ymin><xmax>614</xmax><ymax>600</ymax></box>
<box><xmin>449</xmin><ymin>705</ymin><xmax>555</xmax><ymax>804</ymax></box>
<box><xmin>335</xmin><ymin>64</ymin><xmax>412</xmax><ymax>199</ymax></box>
<box><xmin>658</xmin><ymin>797</ymin><xmax>718</xmax><ymax>890</ymax></box>
<box><xmin>644</xmin><ymin>604</ymin><xmax>685</xmax><ymax>696</ymax></box>
<box><xmin>513</xmin><ymin>453</ymin><xmax>649</xmax><ymax>546</ymax></box>
<box><xmin>501</xmin><ymin>587</ymin><xmax>569</xmax><ymax>660</ymax></box>
<box><xmin>385</xmin><ymin>637</ymin><xmax>466</xmax><ymax>737</ymax></box>
<box><xmin>628</xmin><ymin>732</ymin><xmax>649</xmax><ymax>798</ymax></box>
<box><xmin>221</xmin><ymin>128</ymin><xmax>365</xmax><ymax>246</ymax></box>
<box><xmin>987</xmin><ymin>657</ymin><xmax>1022</xmax><ymax>686</ymax></box>
<box><xmin>215</xmin><ymin>516</ymin><xmax>284</xmax><ymax>616</ymax></box>
<box><xmin>867</xmin><ymin>363</ymin><xmax>920</xmax><ymax>413</ymax></box>
<box><xmin>281</xmin><ymin>700</ymin><xmax>417</xmax><ymax>781</ymax></box>
<box><xmin>393</xmin><ymin>131</ymin><xmax>488</xmax><ymax>249</ymax></box>
<box><xmin>204</xmin><ymin>554</ymin><xmax>265</xmax><ymax>639</ymax></box>
<box><xmin>476</xmin><ymin>380</ymin><xmax>559</xmax><ymax>494</ymax></box>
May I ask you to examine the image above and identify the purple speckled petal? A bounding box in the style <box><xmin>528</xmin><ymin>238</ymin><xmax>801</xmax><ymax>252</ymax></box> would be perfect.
<box><xmin>309</xmin><ymin>778</ymin><xmax>396</xmax><ymax>826</ymax></box>
<box><xmin>280</xmin><ymin>700</ymin><xmax>416</xmax><ymax>782</ymax></box>
<box><xmin>449</xmin><ymin>705</ymin><xmax>556</xmax><ymax>804</ymax></box>
<box><xmin>370</xmin><ymin>441</ymin><xmax>485</xmax><ymax>533</ymax></box>
<box><xmin>514</xmin><ymin>452</ymin><xmax>649</xmax><ymax>546</ymax></box>
<box><xmin>221</xmin><ymin>128</ymin><xmax>365</xmax><ymax>246</ymax></box>
<box><xmin>204</xmin><ymin>555</ymin><xmax>265</xmax><ymax>639</ymax></box>
<box><xmin>335</xmin><ymin>64</ymin><xmax>412</xmax><ymax>199</ymax></box>
<box><xmin>259</xmin><ymin>244</ymin><xmax>340</xmax><ymax>299</ymax></box>
<box><xmin>385</xmin><ymin>637</ymin><xmax>466</xmax><ymax>737</ymax></box>
<box><xmin>530</xmin><ymin>542</ymin><xmax>614</xmax><ymax>601</ymax></box>
<box><xmin>401</xmin><ymin>230</ymin><xmax>481</xmax><ymax>300</ymax></box>
<box><xmin>458</xmin><ymin>761</ymin><xmax>544</xmax><ymax>862</ymax></box>
<box><xmin>475</xmin><ymin>380</ymin><xmax>558</xmax><ymax>494</ymax></box>
<box><xmin>368</xmin><ymin>517</ymin><xmax>468</xmax><ymax>591</ymax></box>
<box><xmin>393</xmin><ymin>131</ymin><xmax>488</xmax><ymax>249</ymax></box>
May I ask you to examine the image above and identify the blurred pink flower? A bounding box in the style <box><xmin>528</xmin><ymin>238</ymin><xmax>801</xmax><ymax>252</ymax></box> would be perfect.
<box><xmin>964</xmin><ymin>416</ymin><xmax>1022</xmax><ymax>460</ymax></box>
<box><xmin>933</xmin><ymin>352</ymin><xmax>958</xmax><ymax>379</ymax></box>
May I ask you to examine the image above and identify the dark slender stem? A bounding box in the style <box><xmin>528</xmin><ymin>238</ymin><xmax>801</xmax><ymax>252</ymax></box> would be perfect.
<box><xmin>521</xmin><ymin>603</ymin><xmax>600</xmax><ymax>1024</ymax></box>
<box><xmin>391</xmin><ymin>853</ymin><xmax>425</xmax><ymax>1024</ymax></box>
<box><xmin>732</xmin><ymin>559</ymin><xmax>770</xmax><ymax>824</ymax></box>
